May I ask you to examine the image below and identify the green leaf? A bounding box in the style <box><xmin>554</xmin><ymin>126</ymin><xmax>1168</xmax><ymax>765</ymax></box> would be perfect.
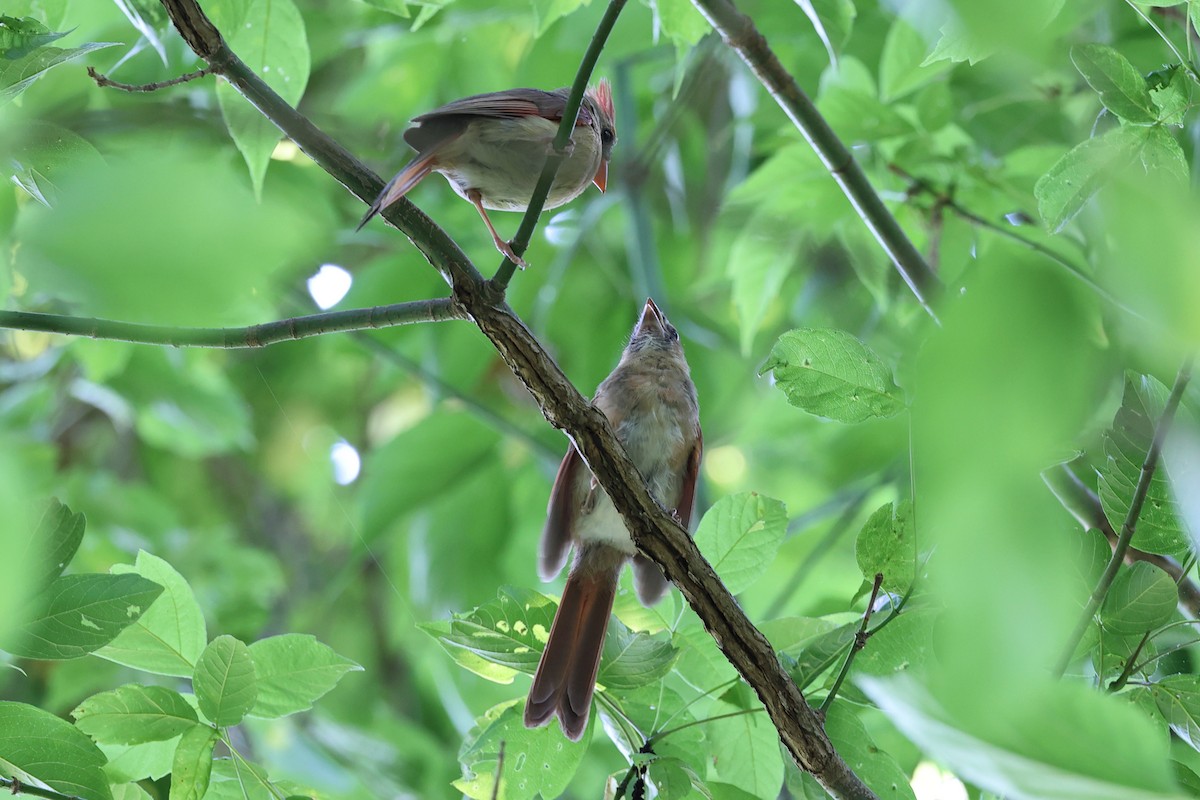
<box><xmin>1102</xmin><ymin>562</ymin><xmax>1177</xmax><ymax>635</ymax></box>
<box><xmin>855</xmin><ymin>501</ymin><xmax>915</xmax><ymax>593</ymax></box>
<box><xmin>1034</xmin><ymin>126</ymin><xmax>1143</xmax><ymax>233</ymax></box>
<box><xmin>73</xmin><ymin>685</ymin><xmax>200</xmax><ymax>745</ymax></box>
<box><xmin>216</xmin><ymin>0</ymin><xmax>310</xmax><ymax>197</ymax></box>
<box><xmin>794</xmin><ymin>0</ymin><xmax>854</xmax><ymax>67</ymax></box>
<box><xmin>205</xmin><ymin>758</ymin><xmax>274</xmax><ymax>800</ymax></box>
<box><xmin>728</xmin><ymin>211</ymin><xmax>805</xmax><ymax>354</ymax></box>
<box><xmin>707</xmin><ymin>698</ymin><xmax>784</xmax><ymax>798</ymax></box>
<box><xmin>0</xmin><ymin>16</ymin><xmax>68</xmax><ymax>59</ymax></box>
<box><xmin>823</xmin><ymin>703</ymin><xmax>917</xmax><ymax>799</ymax></box>
<box><xmin>1152</xmin><ymin>675</ymin><xmax>1200</xmax><ymax>753</ymax></box>
<box><xmin>168</xmin><ymin>726</ymin><xmax>215</xmax><ymax>800</ymax></box>
<box><xmin>653</xmin><ymin>0</ymin><xmax>709</xmax><ymax>50</ymax></box>
<box><xmin>646</xmin><ymin>756</ymin><xmax>695</xmax><ymax>800</ymax></box>
<box><xmin>418</xmin><ymin>586</ymin><xmax>553</xmax><ymax>684</ymax></box>
<box><xmin>1138</xmin><ymin>126</ymin><xmax>1189</xmax><ymax>186</ymax></box>
<box><xmin>597</xmin><ymin>624</ymin><xmax>677</xmax><ymax>690</ymax></box>
<box><xmin>0</xmin><ymin>41</ymin><xmax>118</xmax><ymax>105</ymax></box>
<box><xmin>1149</xmin><ymin>67</ymin><xmax>1191</xmax><ymax>125</ymax></box>
<box><xmin>98</xmin><ymin>739</ymin><xmax>178</xmax><ymax>784</ymax></box>
<box><xmin>862</xmin><ymin>675</ymin><xmax>1178</xmax><ymax>799</ymax></box>
<box><xmin>1097</xmin><ymin>375</ymin><xmax>1189</xmax><ymax>555</ymax></box>
<box><xmin>4</xmin><ymin>573</ymin><xmax>163</xmax><ymax>660</ymax></box>
<box><xmin>359</xmin><ymin>411</ymin><xmax>501</xmax><ymax>539</ymax></box>
<box><xmin>247</xmin><ymin>634</ymin><xmax>362</xmax><ymax>718</ymax></box>
<box><xmin>1070</xmin><ymin>44</ymin><xmax>1158</xmax><ymax>124</ymax></box>
<box><xmin>97</xmin><ymin>552</ymin><xmax>208</xmax><ymax>677</ymax></box>
<box><xmin>0</xmin><ymin>701</ymin><xmax>112</xmax><ymax>800</ymax></box>
<box><xmin>879</xmin><ymin>18</ymin><xmax>952</xmax><ymax>100</ymax></box>
<box><xmin>29</xmin><ymin>498</ymin><xmax>85</xmax><ymax>586</ymax></box>
<box><xmin>818</xmin><ymin>87</ymin><xmax>915</xmax><ymax>142</ymax></box>
<box><xmin>854</xmin><ymin>607</ymin><xmax>936</xmax><ymax>677</ymax></box>
<box><xmin>194</xmin><ymin>635</ymin><xmax>257</xmax><ymax>727</ymax></box>
<box><xmin>762</xmin><ymin>328</ymin><xmax>904</xmax><ymax>423</ymax></box>
<box><xmin>454</xmin><ymin>700</ymin><xmax>588</xmax><ymax>799</ymax></box>
<box><xmin>531</xmin><ymin>0</ymin><xmax>589</xmax><ymax>37</ymax></box>
<box><xmin>785</xmin><ymin>620</ymin><xmax>856</xmax><ymax>690</ymax></box>
<box><xmin>693</xmin><ymin>492</ymin><xmax>787</xmax><ymax>594</ymax></box>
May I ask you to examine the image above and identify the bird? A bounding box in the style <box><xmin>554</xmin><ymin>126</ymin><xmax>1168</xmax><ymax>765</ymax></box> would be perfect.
<box><xmin>356</xmin><ymin>81</ymin><xmax>616</xmax><ymax>266</ymax></box>
<box><xmin>525</xmin><ymin>297</ymin><xmax>703</xmax><ymax>741</ymax></box>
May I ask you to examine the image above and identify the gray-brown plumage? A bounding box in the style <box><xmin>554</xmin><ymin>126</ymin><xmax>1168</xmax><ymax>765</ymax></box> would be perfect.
<box><xmin>357</xmin><ymin>83</ymin><xmax>616</xmax><ymax>266</ymax></box>
<box><xmin>525</xmin><ymin>298</ymin><xmax>702</xmax><ymax>741</ymax></box>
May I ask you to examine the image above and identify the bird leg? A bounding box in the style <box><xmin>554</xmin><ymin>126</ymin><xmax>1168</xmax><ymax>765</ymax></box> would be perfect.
<box><xmin>467</xmin><ymin>189</ymin><xmax>528</xmax><ymax>269</ymax></box>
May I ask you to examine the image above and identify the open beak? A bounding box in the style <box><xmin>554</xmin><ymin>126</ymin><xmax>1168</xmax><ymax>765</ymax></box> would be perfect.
<box><xmin>636</xmin><ymin>297</ymin><xmax>665</xmax><ymax>336</ymax></box>
<box><xmin>592</xmin><ymin>160</ymin><xmax>608</xmax><ymax>193</ymax></box>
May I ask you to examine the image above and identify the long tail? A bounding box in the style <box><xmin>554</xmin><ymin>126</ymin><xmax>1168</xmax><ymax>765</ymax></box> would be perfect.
<box><xmin>355</xmin><ymin>151</ymin><xmax>437</xmax><ymax>231</ymax></box>
<box><xmin>525</xmin><ymin>545</ymin><xmax>622</xmax><ymax>741</ymax></box>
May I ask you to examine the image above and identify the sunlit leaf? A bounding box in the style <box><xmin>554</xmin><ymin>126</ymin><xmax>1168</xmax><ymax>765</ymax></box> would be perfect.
<box><xmin>0</xmin><ymin>41</ymin><xmax>117</xmax><ymax>104</ymax></box>
<box><xmin>762</xmin><ymin>328</ymin><xmax>904</xmax><ymax>423</ymax></box>
<box><xmin>694</xmin><ymin>492</ymin><xmax>787</xmax><ymax>594</ymax></box>
<box><xmin>1070</xmin><ymin>44</ymin><xmax>1157</xmax><ymax>124</ymax></box>
<box><xmin>247</xmin><ymin>634</ymin><xmax>363</xmax><ymax>718</ymax></box>
<box><xmin>73</xmin><ymin>685</ymin><xmax>200</xmax><ymax>745</ymax></box>
<box><xmin>1101</xmin><ymin>562</ymin><xmax>1176</xmax><ymax>635</ymax></box>
<box><xmin>707</xmin><ymin>697</ymin><xmax>784</xmax><ymax>798</ymax></box>
<box><xmin>168</xmin><ymin>726</ymin><xmax>216</xmax><ymax>800</ymax></box>
<box><xmin>454</xmin><ymin>700</ymin><xmax>588</xmax><ymax>799</ymax></box>
<box><xmin>855</xmin><ymin>501</ymin><xmax>915</xmax><ymax>593</ymax></box>
<box><xmin>194</xmin><ymin>635</ymin><xmax>257</xmax><ymax>727</ymax></box>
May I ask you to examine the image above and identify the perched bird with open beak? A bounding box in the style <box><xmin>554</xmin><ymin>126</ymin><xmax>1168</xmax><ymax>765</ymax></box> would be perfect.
<box><xmin>525</xmin><ymin>298</ymin><xmax>702</xmax><ymax>741</ymax></box>
<box><xmin>357</xmin><ymin>81</ymin><xmax>616</xmax><ymax>266</ymax></box>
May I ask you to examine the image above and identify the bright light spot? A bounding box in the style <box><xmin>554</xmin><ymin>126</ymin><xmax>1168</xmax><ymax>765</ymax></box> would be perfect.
<box><xmin>910</xmin><ymin>762</ymin><xmax>967</xmax><ymax>800</ymax></box>
<box><xmin>704</xmin><ymin>445</ymin><xmax>747</xmax><ymax>486</ymax></box>
<box><xmin>330</xmin><ymin>440</ymin><xmax>361</xmax><ymax>485</ymax></box>
<box><xmin>271</xmin><ymin>140</ymin><xmax>301</xmax><ymax>162</ymax></box>
<box><xmin>307</xmin><ymin>264</ymin><xmax>352</xmax><ymax>309</ymax></box>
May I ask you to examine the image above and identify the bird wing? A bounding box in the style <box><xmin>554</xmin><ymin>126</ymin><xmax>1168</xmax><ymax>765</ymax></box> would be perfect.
<box><xmin>540</xmin><ymin>444</ymin><xmax>583</xmax><ymax>581</ymax></box>
<box><xmin>411</xmin><ymin>88</ymin><xmax>570</xmax><ymax>122</ymax></box>
<box><xmin>674</xmin><ymin>431</ymin><xmax>703</xmax><ymax>529</ymax></box>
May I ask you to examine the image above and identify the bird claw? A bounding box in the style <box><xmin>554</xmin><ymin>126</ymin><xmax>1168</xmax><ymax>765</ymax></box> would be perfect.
<box><xmin>497</xmin><ymin>240</ymin><xmax>529</xmax><ymax>269</ymax></box>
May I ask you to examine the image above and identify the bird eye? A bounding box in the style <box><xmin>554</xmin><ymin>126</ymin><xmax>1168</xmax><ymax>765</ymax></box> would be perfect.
<box><xmin>667</xmin><ymin>324</ymin><xmax>679</xmax><ymax>341</ymax></box>
<box><xmin>601</xmin><ymin>128</ymin><xmax>615</xmax><ymax>144</ymax></box>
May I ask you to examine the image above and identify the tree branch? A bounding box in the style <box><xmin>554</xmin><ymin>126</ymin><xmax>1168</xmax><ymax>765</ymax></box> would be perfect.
<box><xmin>1043</xmin><ymin>462</ymin><xmax>1200</xmax><ymax>616</ymax></box>
<box><xmin>155</xmin><ymin>1</ymin><xmax>877</xmax><ymax>796</ymax></box>
<box><xmin>1055</xmin><ymin>356</ymin><xmax>1196</xmax><ymax>676</ymax></box>
<box><xmin>821</xmin><ymin>572</ymin><xmax>884</xmax><ymax>713</ymax></box>
<box><xmin>87</xmin><ymin>64</ymin><xmax>213</xmax><ymax>92</ymax></box>
<box><xmin>688</xmin><ymin>0</ymin><xmax>941</xmax><ymax>321</ymax></box>
<box><xmin>0</xmin><ymin>299</ymin><xmax>464</xmax><ymax>347</ymax></box>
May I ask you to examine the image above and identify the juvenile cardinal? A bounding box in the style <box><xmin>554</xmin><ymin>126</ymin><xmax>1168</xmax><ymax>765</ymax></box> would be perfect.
<box><xmin>525</xmin><ymin>298</ymin><xmax>702</xmax><ymax>741</ymax></box>
<box><xmin>357</xmin><ymin>82</ymin><xmax>616</xmax><ymax>265</ymax></box>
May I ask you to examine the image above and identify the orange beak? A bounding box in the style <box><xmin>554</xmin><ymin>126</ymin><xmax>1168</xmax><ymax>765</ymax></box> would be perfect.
<box><xmin>592</xmin><ymin>160</ymin><xmax>608</xmax><ymax>193</ymax></box>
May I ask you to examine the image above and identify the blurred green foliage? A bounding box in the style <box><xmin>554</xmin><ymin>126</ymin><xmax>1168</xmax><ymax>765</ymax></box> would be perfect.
<box><xmin>2</xmin><ymin>0</ymin><xmax>1200</xmax><ymax>798</ymax></box>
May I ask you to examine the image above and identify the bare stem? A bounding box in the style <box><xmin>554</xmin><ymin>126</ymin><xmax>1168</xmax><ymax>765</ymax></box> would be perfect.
<box><xmin>0</xmin><ymin>777</ymin><xmax>81</xmax><ymax>800</ymax></box>
<box><xmin>0</xmin><ymin>299</ymin><xmax>464</xmax><ymax>347</ymax></box>
<box><xmin>87</xmin><ymin>64</ymin><xmax>212</xmax><ymax>92</ymax></box>
<box><xmin>822</xmin><ymin>572</ymin><xmax>884</xmax><ymax>713</ymax></box>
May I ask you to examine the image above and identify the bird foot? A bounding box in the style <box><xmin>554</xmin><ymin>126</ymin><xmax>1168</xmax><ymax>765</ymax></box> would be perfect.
<box><xmin>497</xmin><ymin>239</ymin><xmax>529</xmax><ymax>269</ymax></box>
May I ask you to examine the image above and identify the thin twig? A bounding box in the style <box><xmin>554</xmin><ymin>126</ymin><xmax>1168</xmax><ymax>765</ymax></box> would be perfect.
<box><xmin>1107</xmin><ymin>631</ymin><xmax>1152</xmax><ymax>692</ymax></box>
<box><xmin>0</xmin><ymin>298</ymin><xmax>464</xmax><ymax>348</ymax></box>
<box><xmin>490</xmin><ymin>741</ymin><xmax>505</xmax><ymax>800</ymax></box>
<box><xmin>1042</xmin><ymin>462</ymin><xmax>1200</xmax><ymax>616</ymax></box>
<box><xmin>888</xmin><ymin>164</ymin><xmax>1142</xmax><ymax>319</ymax></box>
<box><xmin>490</xmin><ymin>0</ymin><xmax>629</xmax><ymax>289</ymax></box>
<box><xmin>88</xmin><ymin>64</ymin><xmax>213</xmax><ymax>92</ymax></box>
<box><xmin>1055</xmin><ymin>356</ymin><xmax>1196</xmax><ymax>676</ymax></box>
<box><xmin>0</xmin><ymin>777</ymin><xmax>81</xmax><ymax>800</ymax></box>
<box><xmin>688</xmin><ymin>0</ymin><xmax>941</xmax><ymax>320</ymax></box>
<box><xmin>821</xmin><ymin>573</ymin><xmax>884</xmax><ymax>713</ymax></box>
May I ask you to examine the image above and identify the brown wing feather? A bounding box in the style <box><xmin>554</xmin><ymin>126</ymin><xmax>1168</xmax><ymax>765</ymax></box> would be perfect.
<box><xmin>411</xmin><ymin>88</ymin><xmax>567</xmax><ymax>122</ymax></box>
<box><xmin>540</xmin><ymin>445</ymin><xmax>582</xmax><ymax>581</ymax></box>
<box><xmin>674</xmin><ymin>432</ymin><xmax>703</xmax><ymax>529</ymax></box>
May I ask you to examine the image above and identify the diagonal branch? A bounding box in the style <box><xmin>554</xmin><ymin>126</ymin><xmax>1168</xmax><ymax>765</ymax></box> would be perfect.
<box><xmin>155</xmin><ymin>1</ymin><xmax>877</xmax><ymax>796</ymax></box>
<box><xmin>1054</xmin><ymin>356</ymin><xmax>1196</xmax><ymax>676</ymax></box>
<box><xmin>0</xmin><ymin>299</ymin><xmax>463</xmax><ymax>347</ymax></box>
<box><xmin>688</xmin><ymin>0</ymin><xmax>941</xmax><ymax>321</ymax></box>
<box><xmin>1043</xmin><ymin>462</ymin><xmax>1200</xmax><ymax>616</ymax></box>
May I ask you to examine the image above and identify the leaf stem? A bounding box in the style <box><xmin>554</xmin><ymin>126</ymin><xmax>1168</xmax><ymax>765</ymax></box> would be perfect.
<box><xmin>0</xmin><ymin>299</ymin><xmax>464</xmax><ymax>348</ymax></box>
<box><xmin>821</xmin><ymin>572</ymin><xmax>884</xmax><ymax>713</ymax></box>
<box><xmin>1054</xmin><ymin>355</ymin><xmax>1196</xmax><ymax>676</ymax></box>
<box><xmin>0</xmin><ymin>778</ymin><xmax>81</xmax><ymax>800</ymax></box>
<box><xmin>490</xmin><ymin>0</ymin><xmax>629</xmax><ymax>289</ymax></box>
<box><xmin>1106</xmin><ymin>630</ymin><xmax>1152</xmax><ymax>692</ymax></box>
